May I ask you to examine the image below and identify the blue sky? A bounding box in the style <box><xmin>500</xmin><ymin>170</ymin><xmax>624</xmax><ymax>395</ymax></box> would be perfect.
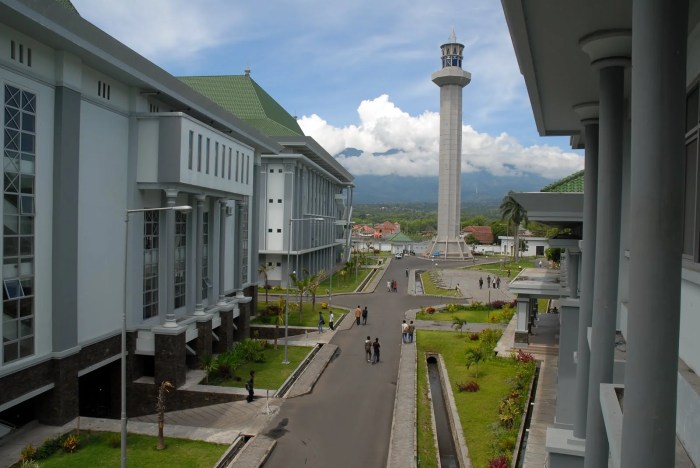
<box><xmin>71</xmin><ymin>0</ymin><xmax>583</xmax><ymax>179</ymax></box>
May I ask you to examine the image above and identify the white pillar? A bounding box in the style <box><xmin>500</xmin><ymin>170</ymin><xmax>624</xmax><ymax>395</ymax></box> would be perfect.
<box><xmin>621</xmin><ymin>1</ymin><xmax>687</xmax><ymax>466</ymax></box>
<box><xmin>580</xmin><ymin>31</ymin><xmax>630</xmax><ymax>468</ymax></box>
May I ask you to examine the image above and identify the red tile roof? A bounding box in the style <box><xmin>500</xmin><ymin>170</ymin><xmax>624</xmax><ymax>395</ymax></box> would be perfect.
<box><xmin>463</xmin><ymin>226</ymin><xmax>494</xmax><ymax>244</ymax></box>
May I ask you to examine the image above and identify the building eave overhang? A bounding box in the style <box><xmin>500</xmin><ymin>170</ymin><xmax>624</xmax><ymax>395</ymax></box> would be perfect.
<box><xmin>500</xmin><ymin>0</ymin><xmax>631</xmax><ymax>139</ymax></box>
<box><xmin>2</xmin><ymin>0</ymin><xmax>282</xmax><ymax>155</ymax></box>
<box><xmin>512</xmin><ymin>192</ymin><xmax>583</xmax><ymax>224</ymax></box>
<box><xmin>274</xmin><ymin>136</ymin><xmax>354</xmax><ymax>184</ymax></box>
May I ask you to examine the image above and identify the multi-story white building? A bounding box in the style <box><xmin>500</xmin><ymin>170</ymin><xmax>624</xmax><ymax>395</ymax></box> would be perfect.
<box><xmin>179</xmin><ymin>74</ymin><xmax>354</xmax><ymax>288</ymax></box>
<box><xmin>502</xmin><ymin>1</ymin><xmax>700</xmax><ymax>466</ymax></box>
<box><xmin>0</xmin><ymin>0</ymin><xmax>286</xmax><ymax>427</ymax></box>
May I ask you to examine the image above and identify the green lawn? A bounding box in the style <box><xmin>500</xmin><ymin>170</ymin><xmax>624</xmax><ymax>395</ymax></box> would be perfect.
<box><xmin>257</xmin><ymin>264</ymin><xmax>376</xmax><ymax>296</ymax></box>
<box><xmin>253</xmin><ymin>301</ymin><xmax>346</xmax><ymax>327</ymax></box>
<box><xmin>420</xmin><ymin>271</ymin><xmax>461</xmax><ymax>297</ymax></box>
<box><xmin>24</xmin><ymin>432</ymin><xmax>226</xmax><ymax>468</ymax></box>
<box><xmin>205</xmin><ymin>345</ymin><xmax>311</xmax><ymax>389</ymax></box>
<box><xmin>417</xmin><ymin>330</ymin><xmax>534</xmax><ymax>467</ymax></box>
<box><xmin>415</xmin><ymin>308</ymin><xmax>492</xmax><ymax>323</ymax></box>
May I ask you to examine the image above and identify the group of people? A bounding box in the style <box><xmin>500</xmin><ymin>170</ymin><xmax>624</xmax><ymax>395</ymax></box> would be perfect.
<box><xmin>401</xmin><ymin>320</ymin><xmax>415</xmax><ymax>343</ymax></box>
<box><xmin>318</xmin><ymin>310</ymin><xmax>336</xmax><ymax>333</ymax></box>
<box><xmin>354</xmin><ymin>305</ymin><xmax>369</xmax><ymax>325</ymax></box>
<box><xmin>478</xmin><ymin>274</ymin><xmax>501</xmax><ymax>289</ymax></box>
<box><xmin>364</xmin><ymin>336</ymin><xmax>381</xmax><ymax>364</ymax></box>
<box><xmin>386</xmin><ymin>279</ymin><xmax>398</xmax><ymax>292</ymax></box>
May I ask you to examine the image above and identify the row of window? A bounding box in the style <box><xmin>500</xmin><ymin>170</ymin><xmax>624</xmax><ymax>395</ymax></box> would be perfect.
<box><xmin>187</xmin><ymin>131</ymin><xmax>250</xmax><ymax>184</ymax></box>
<box><xmin>3</xmin><ymin>84</ymin><xmax>35</xmax><ymax>364</ymax></box>
<box><xmin>9</xmin><ymin>40</ymin><xmax>32</xmax><ymax>68</ymax></box>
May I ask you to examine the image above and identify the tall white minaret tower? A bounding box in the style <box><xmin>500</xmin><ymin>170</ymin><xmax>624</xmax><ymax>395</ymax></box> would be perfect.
<box><xmin>428</xmin><ymin>31</ymin><xmax>471</xmax><ymax>259</ymax></box>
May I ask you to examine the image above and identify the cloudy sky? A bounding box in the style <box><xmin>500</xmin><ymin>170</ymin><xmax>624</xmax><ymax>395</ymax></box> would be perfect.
<box><xmin>71</xmin><ymin>0</ymin><xmax>583</xmax><ymax>180</ymax></box>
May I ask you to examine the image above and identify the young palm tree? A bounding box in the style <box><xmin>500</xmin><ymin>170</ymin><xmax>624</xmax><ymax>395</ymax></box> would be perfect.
<box><xmin>289</xmin><ymin>271</ymin><xmax>310</xmax><ymax>322</ymax></box>
<box><xmin>306</xmin><ymin>269</ymin><xmax>327</xmax><ymax>314</ymax></box>
<box><xmin>452</xmin><ymin>316</ymin><xmax>468</xmax><ymax>335</ymax></box>
<box><xmin>156</xmin><ymin>380</ymin><xmax>174</xmax><ymax>450</ymax></box>
<box><xmin>258</xmin><ymin>264</ymin><xmax>275</xmax><ymax>304</ymax></box>
<box><xmin>499</xmin><ymin>191</ymin><xmax>528</xmax><ymax>261</ymax></box>
<box><xmin>466</xmin><ymin>348</ymin><xmax>485</xmax><ymax>379</ymax></box>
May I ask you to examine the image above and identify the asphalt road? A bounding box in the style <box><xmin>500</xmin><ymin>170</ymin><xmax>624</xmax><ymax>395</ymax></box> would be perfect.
<box><xmin>262</xmin><ymin>255</ymin><xmax>473</xmax><ymax>468</ymax></box>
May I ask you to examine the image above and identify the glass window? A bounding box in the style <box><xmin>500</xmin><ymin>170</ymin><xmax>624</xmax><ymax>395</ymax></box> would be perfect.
<box><xmin>174</xmin><ymin>211</ymin><xmax>187</xmax><ymax>308</ymax></box>
<box><xmin>143</xmin><ymin>211</ymin><xmax>160</xmax><ymax>319</ymax></box>
<box><xmin>3</xmin><ymin>85</ymin><xmax>35</xmax><ymax>363</ymax></box>
<box><xmin>202</xmin><ymin>212</ymin><xmax>209</xmax><ymax>300</ymax></box>
<box><xmin>188</xmin><ymin>131</ymin><xmax>193</xmax><ymax>170</ymax></box>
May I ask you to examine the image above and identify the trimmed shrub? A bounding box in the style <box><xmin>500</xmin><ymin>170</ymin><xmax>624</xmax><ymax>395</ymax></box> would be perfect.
<box><xmin>469</xmin><ymin>332</ymin><xmax>480</xmax><ymax>341</ymax></box>
<box><xmin>457</xmin><ymin>381</ymin><xmax>480</xmax><ymax>392</ymax></box>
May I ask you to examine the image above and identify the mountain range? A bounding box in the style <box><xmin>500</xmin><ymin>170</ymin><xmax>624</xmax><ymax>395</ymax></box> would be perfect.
<box><xmin>339</xmin><ymin>149</ymin><xmax>554</xmax><ymax>204</ymax></box>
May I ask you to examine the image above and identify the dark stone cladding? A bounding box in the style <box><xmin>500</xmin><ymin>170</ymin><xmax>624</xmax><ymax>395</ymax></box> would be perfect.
<box><xmin>195</xmin><ymin>320</ymin><xmax>213</xmax><ymax>358</ymax></box>
<box><xmin>154</xmin><ymin>331</ymin><xmax>187</xmax><ymax>388</ymax></box>
<box><xmin>0</xmin><ymin>333</ymin><xmax>122</xmax><ymax>425</ymax></box>
<box><xmin>216</xmin><ymin>309</ymin><xmax>234</xmax><ymax>353</ymax></box>
<box><xmin>128</xmin><ymin>382</ymin><xmax>245</xmax><ymax>417</ymax></box>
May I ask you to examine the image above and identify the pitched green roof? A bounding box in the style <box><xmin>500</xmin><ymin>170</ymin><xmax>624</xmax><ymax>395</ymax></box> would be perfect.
<box><xmin>541</xmin><ymin>170</ymin><xmax>584</xmax><ymax>193</ymax></box>
<box><xmin>388</xmin><ymin>232</ymin><xmax>414</xmax><ymax>243</ymax></box>
<box><xmin>178</xmin><ymin>75</ymin><xmax>304</xmax><ymax>137</ymax></box>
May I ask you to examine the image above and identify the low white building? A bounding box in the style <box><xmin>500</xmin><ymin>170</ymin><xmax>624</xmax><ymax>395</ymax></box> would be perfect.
<box><xmin>498</xmin><ymin>236</ymin><xmax>549</xmax><ymax>257</ymax></box>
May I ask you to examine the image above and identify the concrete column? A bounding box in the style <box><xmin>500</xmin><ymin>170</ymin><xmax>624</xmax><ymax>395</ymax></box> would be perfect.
<box><xmin>621</xmin><ymin>2</ymin><xmax>687</xmax><ymax>467</ymax></box>
<box><xmin>217</xmin><ymin>306</ymin><xmax>234</xmax><ymax>352</ymax></box>
<box><xmin>194</xmin><ymin>194</ymin><xmax>206</xmax><ymax>315</ymax></box>
<box><xmin>217</xmin><ymin>200</ymin><xmax>228</xmax><ymax>304</ymax></box>
<box><xmin>581</xmin><ymin>31</ymin><xmax>630</xmax><ymax>468</ymax></box>
<box><xmin>514</xmin><ymin>297</ymin><xmax>530</xmax><ymax>346</ymax></box>
<box><xmin>195</xmin><ymin>320</ymin><xmax>212</xmax><ymax>358</ymax></box>
<box><xmin>567</xmin><ymin>252</ymin><xmax>580</xmax><ymax>299</ymax></box>
<box><xmin>154</xmin><ymin>331</ymin><xmax>187</xmax><ymax>387</ymax></box>
<box><xmin>163</xmin><ymin>189</ymin><xmax>178</xmax><ymax>327</ymax></box>
<box><xmin>572</xmin><ymin>104</ymin><xmax>599</xmax><ymax>439</ymax></box>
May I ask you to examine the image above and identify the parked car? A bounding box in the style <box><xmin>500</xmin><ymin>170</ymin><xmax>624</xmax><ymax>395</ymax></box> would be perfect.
<box><xmin>395</xmin><ymin>253</ymin><xmax>403</xmax><ymax>259</ymax></box>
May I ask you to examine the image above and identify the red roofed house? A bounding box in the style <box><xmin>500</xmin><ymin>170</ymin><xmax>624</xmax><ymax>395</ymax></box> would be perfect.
<box><xmin>463</xmin><ymin>226</ymin><xmax>494</xmax><ymax>244</ymax></box>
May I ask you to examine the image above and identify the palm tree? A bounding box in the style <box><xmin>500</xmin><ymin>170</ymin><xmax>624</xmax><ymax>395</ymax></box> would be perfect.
<box><xmin>499</xmin><ymin>191</ymin><xmax>528</xmax><ymax>261</ymax></box>
<box><xmin>272</xmin><ymin>297</ymin><xmax>285</xmax><ymax>349</ymax></box>
<box><xmin>306</xmin><ymin>269</ymin><xmax>327</xmax><ymax>314</ymax></box>
<box><xmin>289</xmin><ymin>271</ymin><xmax>310</xmax><ymax>322</ymax></box>
<box><xmin>258</xmin><ymin>264</ymin><xmax>275</xmax><ymax>304</ymax></box>
<box><xmin>452</xmin><ymin>316</ymin><xmax>467</xmax><ymax>335</ymax></box>
<box><xmin>466</xmin><ymin>348</ymin><xmax>485</xmax><ymax>379</ymax></box>
<box><xmin>156</xmin><ymin>380</ymin><xmax>174</xmax><ymax>450</ymax></box>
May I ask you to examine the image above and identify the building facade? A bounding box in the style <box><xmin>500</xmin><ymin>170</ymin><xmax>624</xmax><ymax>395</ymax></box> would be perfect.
<box><xmin>502</xmin><ymin>1</ymin><xmax>700</xmax><ymax>466</ymax></box>
<box><xmin>178</xmin><ymin>74</ymin><xmax>354</xmax><ymax>289</ymax></box>
<box><xmin>0</xmin><ymin>0</ymin><xmax>283</xmax><ymax>428</ymax></box>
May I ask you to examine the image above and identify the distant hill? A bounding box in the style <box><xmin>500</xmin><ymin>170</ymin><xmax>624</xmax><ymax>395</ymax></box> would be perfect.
<box><xmin>351</xmin><ymin>172</ymin><xmax>552</xmax><ymax>204</ymax></box>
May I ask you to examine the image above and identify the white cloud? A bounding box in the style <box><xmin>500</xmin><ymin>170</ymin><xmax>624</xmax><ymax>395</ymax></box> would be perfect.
<box><xmin>299</xmin><ymin>95</ymin><xmax>583</xmax><ymax>179</ymax></box>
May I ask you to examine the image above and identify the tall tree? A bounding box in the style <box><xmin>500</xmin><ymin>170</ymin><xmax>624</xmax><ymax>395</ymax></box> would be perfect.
<box><xmin>258</xmin><ymin>263</ymin><xmax>276</xmax><ymax>304</ymax></box>
<box><xmin>499</xmin><ymin>191</ymin><xmax>528</xmax><ymax>261</ymax></box>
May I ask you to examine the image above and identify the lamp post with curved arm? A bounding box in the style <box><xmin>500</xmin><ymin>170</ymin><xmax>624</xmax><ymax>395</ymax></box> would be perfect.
<box><xmin>122</xmin><ymin>205</ymin><xmax>191</xmax><ymax>468</ymax></box>
<box><xmin>283</xmin><ymin>216</ymin><xmax>324</xmax><ymax>364</ymax></box>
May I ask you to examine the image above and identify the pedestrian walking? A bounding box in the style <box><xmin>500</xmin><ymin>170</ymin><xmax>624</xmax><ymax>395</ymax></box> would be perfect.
<box><xmin>362</xmin><ymin>306</ymin><xmax>368</xmax><ymax>325</ymax></box>
<box><xmin>405</xmin><ymin>269</ymin><xmax>409</xmax><ymax>277</ymax></box>
<box><xmin>372</xmin><ymin>337</ymin><xmax>381</xmax><ymax>364</ymax></box>
<box><xmin>479</xmin><ymin>277</ymin><xmax>483</xmax><ymax>289</ymax></box>
<box><xmin>408</xmin><ymin>321</ymin><xmax>415</xmax><ymax>343</ymax></box>
<box><xmin>245</xmin><ymin>370</ymin><xmax>255</xmax><ymax>402</ymax></box>
<box><xmin>487</xmin><ymin>274</ymin><xmax>491</xmax><ymax>288</ymax></box>
<box><xmin>387</xmin><ymin>280</ymin><xmax>391</xmax><ymax>292</ymax></box>
<box><xmin>364</xmin><ymin>336</ymin><xmax>372</xmax><ymax>362</ymax></box>
<box><xmin>392</xmin><ymin>279</ymin><xmax>397</xmax><ymax>293</ymax></box>
<box><xmin>318</xmin><ymin>311</ymin><xmax>324</xmax><ymax>333</ymax></box>
<box><xmin>496</xmin><ymin>276</ymin><xmax>501</xmax><ymax>289</ymax></box>
<box><xmin>355</xmin><ymin>305</ymin><xmax>362</xmax><ymax>325</ymax></box>
<box><xmin>329</xmin><ymin>311</ymin><xmax>335</xmax><ymax>330</ymax></box>
<box><xmin>401</xmin><ymin>320</ymin><xmax>409</xmax><ymax>343</ymax></box>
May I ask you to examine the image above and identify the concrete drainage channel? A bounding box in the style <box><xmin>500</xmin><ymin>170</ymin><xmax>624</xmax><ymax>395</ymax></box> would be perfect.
<box><xmin>214</xmin><ymin>435</ymin><xmax>253</xmax><ymax>468</ymax></box>
<box><xmin>425</xmin><ymin>353</ymin><xmax>471</xmax><ymax>467</ymax></box>
<box><xmin>274</xmin><ymin>342</ymin><xmax>323</xmax><ymax>398</ymax></box>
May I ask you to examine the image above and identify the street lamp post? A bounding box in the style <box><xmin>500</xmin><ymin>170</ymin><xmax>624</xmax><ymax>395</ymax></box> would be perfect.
<box><xmin>283</xmin><ymin>217</ymin><xmax>324</xmax><ymax>364</ymax></box>
<box><xmin>122</xmin><ymin>205</ymin><xmax>191</xmax><ymax>468</ymax></box>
